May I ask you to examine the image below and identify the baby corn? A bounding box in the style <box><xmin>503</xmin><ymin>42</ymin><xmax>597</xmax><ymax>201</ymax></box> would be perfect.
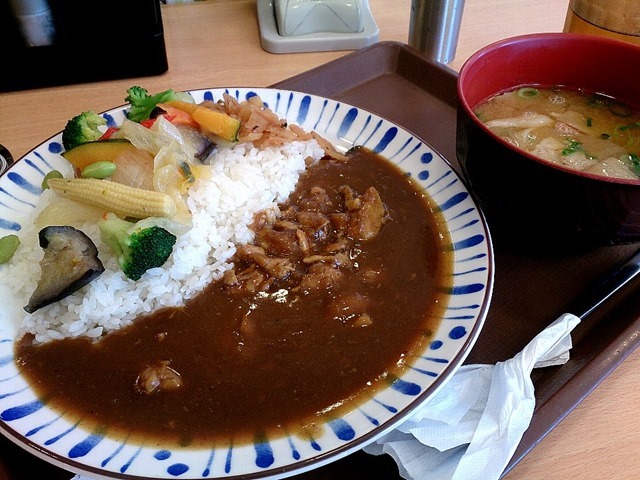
<box><xmin>47</xmin><ymin>178</ymin><xmax>177</xmax><ymax>219</ymax></box>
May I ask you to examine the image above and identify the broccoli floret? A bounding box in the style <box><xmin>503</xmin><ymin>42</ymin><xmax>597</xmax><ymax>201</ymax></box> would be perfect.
<box><xmin>61</xmin><ymin>111</ymin><xmax>107</xmax><ymax>151</ymax></box>
<box><xmin>99</xmin><ymin>213</ymin><xmax>177</xmax><ymax>281</ymax></box>
<box><xmin>124</xmin><ymin>86</ymin><xmax>181</xmax><ymax>123</ymax></box>
<box><xmin>124</xmin><ymin>86</ymin><xmax>196</xmax><ymax>123</ymax></box>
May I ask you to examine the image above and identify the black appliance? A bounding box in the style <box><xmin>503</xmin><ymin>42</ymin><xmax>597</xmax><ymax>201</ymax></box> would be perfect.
<box><xmin>0</xmin><ymin>0</ymin><xmax>168</xmax><ymax>92</ymax></box>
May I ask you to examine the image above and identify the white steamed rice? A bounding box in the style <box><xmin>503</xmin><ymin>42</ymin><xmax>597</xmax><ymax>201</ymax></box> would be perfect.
<box><xmin>1</xmin><ymin>139</ymin><xmax>324</xmax><ymax>344</ymax></box>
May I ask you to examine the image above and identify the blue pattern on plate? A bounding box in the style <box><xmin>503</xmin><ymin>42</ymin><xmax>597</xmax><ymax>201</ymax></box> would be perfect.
<box><xmin>255</xmin><ymin>442</ymin><xmax>275</xmax><ymax>468</ymax></box>
<box><xmin>26</xmin><ymin>416</ymin><xmax>57</xmax><ymax>436</ymax></box>
<box><xmin>103</xmin><ymin>442</ymin><xmax>126</xmax><ymax>467</ymax></box>
<box><xmin>287</xmin><ymin>437</ymin><xmax>301</xmax><ymax>460</ymax></box>
<box><xmin>202</xmin><ymin>449</ymin><xmax>215</xmax><ymax>476</ymax></box>
<box><xmin>121</xmin><ymin>447</ymin><xmax>142</xmax><ymax>473</ymax></box>
<box><xmin>328</xmin><ymin>418</ymin><xmax>356</xmax><ymax>441</ymax></box>
<box><xmin>69</xmin><ymin>433</ymin><xmax>102</xmax><ymax>458</ymax></box>
<box><xmin>360</xmin><ymin>409</ymin><xmax>380</xmax><ymax>427</ymax></box>
<box><xmin>45</xmin><ymin>422</ymin><xmax>75</xmax><ymax>444</ymax></box>
<box><xmin>0</xmin><ymin>355</ymin><xmax>13</xmax><ymax>369</ymax></box>
<box><xmin>449</xmin><ymin>326</ymin><xmax>468</xmax><ymax>339</ymax></box>
<box><xmin>0</xmin><ymin>88</ymin><xmax>494</xmax><ymax>479</ymax></box>
<box><xmin>0</xmin><ymin>399</ymin><xmax>41</xmax><ymax>420</ymax></box>
<box><xmin>224</xmin><ymin>447</ymin><xmax>232</xmax><ymax>473</ymax></box>
<box><xmin>167</xmin><ymin>463</ymin><xmax>189</xmax><ymax>475</ymax></box>
<box><xmin>391</xmin><ymin>378</ymin><xmax>421</xmax><ymax>396</ymax></box>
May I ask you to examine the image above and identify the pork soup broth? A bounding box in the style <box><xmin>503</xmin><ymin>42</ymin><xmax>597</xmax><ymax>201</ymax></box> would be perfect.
<box><xmin>474</xmin><ymin>87</ymin><xmax>640</xmax><ymax>180</ymax></box>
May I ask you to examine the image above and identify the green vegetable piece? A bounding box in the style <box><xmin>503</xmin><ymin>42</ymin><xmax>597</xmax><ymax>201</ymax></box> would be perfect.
<box><xmin>562</xmin><ymin>139</ymin><xmax>583</xmax><ymax>156</ymax></box>
<box><xmin>61</xmin><ymin>111</ymin><xmax>107</xmax><ymax>151</ymax></box>
<box><xmin>618</xmin><ymin>122</ymin><xmax>640</xmax><ymax>132</ymax></box>
<box><xmin>125</xmin><ymin>86</ymin><xmax>190</xmax><ymax>123</ymax></box>
<box><xmin>99</xmin><ymin>213</ymin><xmax>178</xmax><ymax>281</ymax></box>
<box><xmin>517</xmin><ymin>87</ymin><xmax>539</xmax><ymax>99</ymax></box>
<box><xmin>42</xmin><ymin>170</ymin><xmax>63</xmax><ymax>189</ymax></box>
<box><xmin>179</xmin><ymin>161</ymin><xmax>195</xmax><ymax>183</ymax></box>
<box><xmin>563</xmin><ymin>139</ymin><xmax>597</xmax><ymax>160</ymax></box>
<box><xmin>0</xmin><ymin>234</ymin><xmax>20</xmax><ymax>264</ymax></box>
<box><xmin>81</xmin><ymin>161</ymin><xmax>116</xmax><ymax>179</ymax></box>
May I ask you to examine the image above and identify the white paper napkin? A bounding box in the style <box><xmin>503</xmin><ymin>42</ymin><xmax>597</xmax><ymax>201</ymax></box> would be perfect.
<box><xmin>362</xmin><ymin>312</ymin><xmax>581</xmax><ymax>480</ymax></box>
<box><xmin>72</xmin><ymin>313</ymin><xmax>579</xmax><ymax>480</ymax></box>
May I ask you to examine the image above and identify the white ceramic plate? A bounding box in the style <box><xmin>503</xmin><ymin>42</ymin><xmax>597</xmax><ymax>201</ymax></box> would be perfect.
<box><xmin>0</xmin><ymin>88</ymin><xmax>494</xmax><ymax>479</ymax></box>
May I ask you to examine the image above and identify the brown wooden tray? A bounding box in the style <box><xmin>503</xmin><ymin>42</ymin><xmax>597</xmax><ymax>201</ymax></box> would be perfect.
<box><xmin>275</xmin><ymin>41</ymin><xmax>640</xmax><ymax>478</ymax></box>
<box><xmin>3</xmin><ymin>41</ymin><xmax>640</xmax><ymax>480</ymax></box>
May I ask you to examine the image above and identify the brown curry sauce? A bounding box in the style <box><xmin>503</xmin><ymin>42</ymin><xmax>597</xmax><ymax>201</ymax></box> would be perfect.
<box><xmin>15</xmin><ymin>147</ymin><xmax>452</xmax><ymax>448</ymax></box>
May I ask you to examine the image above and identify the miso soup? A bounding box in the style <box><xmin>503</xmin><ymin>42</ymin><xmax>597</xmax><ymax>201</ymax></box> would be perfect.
<box><xmin>474</xmin><ymin>87</ymin><xmax>640</xmax><ymax>180</ymax></box>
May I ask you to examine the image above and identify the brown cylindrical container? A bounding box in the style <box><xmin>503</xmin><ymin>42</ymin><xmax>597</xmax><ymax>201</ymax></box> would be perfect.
<box><xmin>563</xmin><ymin>0</ymin><xmax>640</xmax><ymax>45</ymax></box>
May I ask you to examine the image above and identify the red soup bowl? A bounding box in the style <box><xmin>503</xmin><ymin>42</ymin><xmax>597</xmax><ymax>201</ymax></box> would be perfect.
<box><xmin>456</xmin><ymin>33</ymin><xmax>640</xmax><ymax>250</ymax></box>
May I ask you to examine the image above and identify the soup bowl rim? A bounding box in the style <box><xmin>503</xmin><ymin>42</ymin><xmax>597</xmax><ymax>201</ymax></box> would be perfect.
<box><xmin>456</xmin><ymin>32</ymin><xmax>640</xmax><ymax>186</ymax></box>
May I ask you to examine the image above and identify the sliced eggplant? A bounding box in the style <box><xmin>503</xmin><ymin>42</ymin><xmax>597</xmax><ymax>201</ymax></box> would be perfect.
<box><xmin>175</xmin><ymin>124</ymin><xmax>215</xmax><ymax>161</ymax></box>
<box><xmin>24</xmin><ymin>226</ymin><xmax>104</xmax><ymax>314</ymax></box>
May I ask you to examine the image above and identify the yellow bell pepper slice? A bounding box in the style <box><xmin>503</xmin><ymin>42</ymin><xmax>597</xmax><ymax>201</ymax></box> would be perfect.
<box><xmin>164</xmin><ymin>100</ymin><xmax>240</xmax><ymax>142</ymax></box>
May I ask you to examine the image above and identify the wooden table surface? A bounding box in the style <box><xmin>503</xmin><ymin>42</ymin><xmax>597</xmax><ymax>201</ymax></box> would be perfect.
<box><xmin>0</xmin><ymin>1</ymin><xmax>638</xmax><ymax>479</ymax></box>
